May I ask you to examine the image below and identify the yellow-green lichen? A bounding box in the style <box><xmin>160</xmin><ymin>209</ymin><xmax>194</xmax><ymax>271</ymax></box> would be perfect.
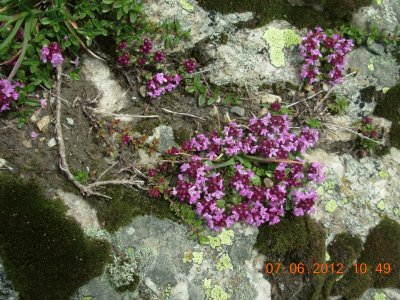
<box><xmin>219</xmin><ymin>229</ymin><xmax>234</xmax><ymax>246</ymax></box>
<box><xmin>316</xmin><ymin>186</ymin><xmax>325</xmax><ymax>197</ymax></box>
<box><xmin>375</xmin><ymin>0</ymin><xmax>382</xmax><ymax>5</ymax></box>
<box><xmin>216</xmin><ymin>254</ymin><xmax>233</xmax><ymax>271</ymax></box>
<box><xmin>179</xmin><ymin>0</ymin><xmax>195</xmax><ymax>12</ymax></box>
<box><xmin>376</xmin><ymin>200</ymin><xmax>385</xmax><ymax>211</ymax></box>
<box><xmin>263</xmin><ymin>27</ymin><xmax>300</xmax><ymax>68</ymax></box>
<box><xmin>207</xmin><ymin>236</ymin><xmax>222</xmax><ymax>249</ymax></box>
<box><xmin>193</xmin><ymin>251</ymin><xmax>204</xmax><ymax>265</ymax></box>
<box><xmin>325</xmin><ymin>200</ymin><xmax>338</xmax><ymax>213</ymax></box>
<box><xmin>378</xmin><ymin>170</ymin><xmax>389</xmax><ymax>179</ymax></box>
<box><xmin>368</xmin><ymin>58</ymin><xmax>375</xmax><ymax>71</ymax></box>
<box><xmin>210</xmin><ymin>285</ymin><xmax>229</xmax><ymax>300</ymax></box>
<box><xmin>374</xmin><ymin>292</ymin><xmax>387</xmax><ymax>300</ymax></box>
<box><xmin>341</xmin><ymin>198</ymin><xmax>349</xmax><ymax>205</ymax></box>
<box><xmin>325</xmin><ymin>251</ymin><xmax>331</xmax><ymax>262</ymax></box>
<box><xmin>182</xmin><ymin>250</ymin><xmax>193</xmax><ymax>263</ymax></box>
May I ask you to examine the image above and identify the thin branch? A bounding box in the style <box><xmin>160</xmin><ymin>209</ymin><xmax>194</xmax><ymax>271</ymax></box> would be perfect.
<box><xmin>160</xmin><ymin>107</ymin><xmax>205</xmax><ymax>121</ymax></box>
<box><xmin>324</xmin><ymin>122</ymin><xmax>384</xmax><ymax>145</ymax></box>
<box><xmin>86</xmin><ymin>107</ymin><xmax>159</xmax><ymax>119</ymax></box>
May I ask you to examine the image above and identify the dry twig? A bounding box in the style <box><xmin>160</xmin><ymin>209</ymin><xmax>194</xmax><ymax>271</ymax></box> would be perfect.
<box><xmin>160</xmin><ymin>107</ymin><xmax>205</xmax><ymax>121</ymax></box>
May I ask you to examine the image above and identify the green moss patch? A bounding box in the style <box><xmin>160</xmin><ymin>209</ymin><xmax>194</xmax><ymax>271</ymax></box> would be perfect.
<box><xmin>321</xmin><ymin>233</ymin><xmax>363</xmax><ymax>299</ymax></box>
<box><xmin>333</xmin><ymin>218</ymin><xmax>400</xmax><ymax>298</ymax></box>
<box><xmin>374</xmin><ymin>84</ymin><xmax>400</xmax><ymax>148</ymax></box>
<box><xmin>196</xmin><ymin>0</ymin><xmax>372</xmax><ymax>29</ymax></box>
<box><xmin>89</xmin><ymin>186</ymin><xmax>177</xmax><ymax>232</ymax></box>
<box><xmin>0</xmin><ymin>174</ymin><xmax>111</xmax><ymax>300</ymax></box>
<box><xmin>255</xmin><ymin>215</ymin><xmax>326</xmax><ymax>299</ymax></box>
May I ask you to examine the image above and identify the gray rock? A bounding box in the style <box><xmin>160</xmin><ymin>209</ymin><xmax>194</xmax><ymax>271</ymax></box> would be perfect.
<box><xmin>230</xmin><ymin>106</ymin><xmax>246</xmax><ymax>117</ymax></box>
<box><xmin>56</xmin><ymin>190</ymin><xmax>101</xmax><ymax>229</ymax></box>
<box><xmin>367</xmin><ymin>43</ymin><xmax>385</xmax><ymax>56</ymax></box>
<box><xmin>66</xmin><ymin>117</ymin><xmax>74</xmax><ymax>126</ymax></box>
<box><xmin>147</xmin><ymin>125</ymin><xmax>176</xmax><ymax>153</ymax></box>
<box><xmin>0</xmin><ymin>259</ymin><xmax>18</xmax><ymax>300</ymax></box>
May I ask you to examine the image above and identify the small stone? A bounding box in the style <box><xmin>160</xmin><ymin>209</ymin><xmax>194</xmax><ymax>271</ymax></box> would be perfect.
<box><xmin>39</xmin><ymin>137</ymin><xmax>46</xmax><ymax>142</ymax></box>
<box><xmin>367</xmin><ymin>43</ymin><xmax>385</xmax><ymax>56</ymax></box>
<box><xmin>0</xmin><ymin>158</ymin><xmax>6</xmax><ymax>168</ymax></box>
<box><xmin>22</xmin><ymin>140</ymin><xmax>32</xmax><ymax>148</ymax></box>
<box><xmin>259</xmin><ymin>93</ymin><xmax>282</xmax><ymax>104</ymax></box>
<box><xmin>30</xmin><ymin>114</ymin><xmax>38</xmax><ymax>123</ymax></box>
<box><xmin>258</xmin><ymin>108</ymin><xmax>269</xmax><ymax>117</ymax></box>
<box><xmin>263</xmin><ymin>178</ymin><xmax>274</xmax><ymax>188</ymax></box>
<box><xmin>230</xmin><ymin>106</ymin><xmax>245</xmax><ymax>117</ymax></box>
<box><xmin>37</xmin><ymin>115</ymin><xmax>51</xmax><ymax>132</ymax></box>
<box><xmin>47</xmin><ymin>138</ymin><xmax>57</xmax><ymax>148</ymax></box>
<box><xmin>66</xmin><ymin>117</ymin><xmax>74</xmax><ymax>126</ymax></box>
<box><xmin>139</xmin><ymin>85</ymin><xmax>147</xmax><ymax>97</ymax></box>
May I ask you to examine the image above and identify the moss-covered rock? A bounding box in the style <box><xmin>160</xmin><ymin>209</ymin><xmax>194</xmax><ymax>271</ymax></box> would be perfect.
<box><xmin>196</xmin><ymin>0</ymin><xmax>372</xmax><ymax>28</ymax></box>
<box><xmin>255</xmin><ymin>215</ymin><xmax>326</xmax><ymax>299</ymax></box>
<box><xmin>333</xmin><ymin>218</ymin><xmax>400</xmax><ymax>298</ymax></box>
<box><xmin>321</xmin><ymin>233</ymin><xmax>363</xmax><ymax>299</ymax></box>
<box><xmin>89</xmin><ymin>186</ymin><xmax>177</xmax><ymax>232</ymax></box>
<box><xmin>373</xmin><ymin>84</ymin><xmax>400</xmax><ymax>148</ymax></box>
<box><xmin>0</xmin><ymin>174</ymin><xmax>112</xmax><ymax>300</ymax></box>
<box><xmin>323</xmin><ymin>0</ymin><xmax>372</xmax><ymax>20</ymax></box>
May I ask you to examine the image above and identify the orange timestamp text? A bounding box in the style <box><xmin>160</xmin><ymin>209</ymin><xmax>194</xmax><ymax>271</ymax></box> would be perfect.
<box><xmin>265</xmin><ymin>262</ymin><xmax>392</xmax><ymax>275</ymax></box>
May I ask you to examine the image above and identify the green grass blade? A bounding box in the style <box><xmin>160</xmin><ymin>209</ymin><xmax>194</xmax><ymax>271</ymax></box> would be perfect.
<box><xmin>0</xmin><ymin>17</ymin><xmax>24</xmax><ymax>52</ymax></box>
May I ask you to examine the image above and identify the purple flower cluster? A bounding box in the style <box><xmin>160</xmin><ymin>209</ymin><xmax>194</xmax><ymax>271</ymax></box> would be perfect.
<box><xmin>117</xmin><ymin>39</ymin><xmax>166</xmax><ymax>67</ymax></box>
<box><xmin>183</xmin><ymin>59</ymin><xmax>196</xmax><ymax>74</ymax></box>
<box><xmin>0</xmin><ymin>79</ymin><xmax>19</xmax><ymax>112</ymax></box>
<box><xmin>300</xmin><ymin>27</ymin><xmax>353</xmax><ymax>85</ymax></box>
<box><xmin>147</xmin><ymin>73</ymin><xmax>181</xmax><ymax>98</ymax></box>
<box><xmin>41</xmin><ymin>42</ymin><xmax>64</xmax><ymax>67</ymax></box>
<box><xmin>168</xmin><ymin>114</ymin><xmax>324</xmax><ymax>231</ymax></box>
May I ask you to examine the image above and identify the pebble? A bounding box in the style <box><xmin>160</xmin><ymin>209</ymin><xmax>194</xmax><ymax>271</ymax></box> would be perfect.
<box><xmin>66</xmin><ymin>117</ymin><xmax>74</xmax><ymax>126</ymax></box>
<box><xmin>37</xmin><ymin>115</ymin><xmax>51</xmax><ymax>132</ymax></box>
<box><xmin>22</xmin><ymin>140</ymin><xmax>32</xmax><ymax>149</ymax></box>
<box><xmin>0</xmin><ymin>158</ymin><xmax>6</xmax><ymax>168</ymax></box>
<box><xmin>47</xmin><ymin>138</ymin><xmax>57</xmax><ymax>148</ymax></box>
<box><xmin>258</xmin><ymin>93</ymin><xmax>282</xmax><ymax>104</ymax></box>
<box><xmin>230</xmin><ymin>106</ymin><xmax>245</xmax><ymax>117</ymax></box>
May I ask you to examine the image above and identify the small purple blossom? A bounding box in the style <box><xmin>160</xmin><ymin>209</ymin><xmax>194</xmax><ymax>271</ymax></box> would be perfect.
<box><xmin>140</xmin><ymin>39</ymin><xmax>153</xmax><ymax>54</ymax></box>
<box><xmin>31</xmin><ymin>131</ymin><xmax>39</xmax><ymax>139</ymax></box>
<box><xmin>39</xmin><ymin>98</ymin><xmax>47</xmax><ymax>108</ymax></box>
<box><xmin>0</xmin><ymin>79</ymin><xmax>19</xmax><ymax>112</ymax></box>
<box><xmin>41</xmin><ymin>42</ymin><xmax>63</xmax><ymax>67</ymax></box>
<box><xmin>154</xmin><ymin>50</ymin><xmax>165</xmax><ymax>63</ymax></box>
<box><xmin>183</xmin><ymin>59</ymin><xmax>196</xmax><ymax>74</ymax></box>
<box><xmin>147</xmin><ymin>73</ymin><xmax>181</xmax><ymax>99</ymax></box>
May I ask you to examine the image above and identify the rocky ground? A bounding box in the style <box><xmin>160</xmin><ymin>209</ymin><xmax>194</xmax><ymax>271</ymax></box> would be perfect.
<box><xmin>1</xmin><ymin>0</ymin><xmax>400</xmax><ymax>299</ymax></box>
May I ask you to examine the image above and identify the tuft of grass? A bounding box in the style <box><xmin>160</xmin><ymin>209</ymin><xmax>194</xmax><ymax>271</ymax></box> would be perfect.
<box><xmin>0</xmin><ymin>174</ymin><xmax>112</xmax><ymax>300</ymax></box>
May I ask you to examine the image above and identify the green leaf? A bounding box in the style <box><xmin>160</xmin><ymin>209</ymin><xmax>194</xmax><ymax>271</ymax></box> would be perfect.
<box><xmin>185</xmin><ymin>86</ymin><xmax>195</xmax><ymax>94</ymax></box>
<box><xmin>216</xmin><ymin>200</ymin><xmax>225</xmax><ymax>209</ymax></box>
<box><xmin>198</xmin><ymin>93</ymin><xmax>206</xmax><ymax>106</ymax></box>
<box><xmin>207</xmin><ymin>97</ymin><xmax>216</xmax><ymax>105</ymax></box>
<box><xmin>251</xmin><ymin>175</ymin><xmax>261</xmax><ymax>186</ymax></box>
<box><xmin>212</xmin><ymin>157</ymin><xmax>235</xmax><ymax>169</ymax></box>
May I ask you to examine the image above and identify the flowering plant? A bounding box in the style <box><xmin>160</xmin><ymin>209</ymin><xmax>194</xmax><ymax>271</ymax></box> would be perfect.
<box><xmin>0</xmin><ymin>79</ymin><xmax>19</xmax><ymax>112</ymax></box>
<box><xmin>41</xmin><ymin>43</ymin><xmax>64</xmax><ymax>67</ymax></box>
<box><xmin>300</xmin><ymin>27</ymin><xmax>353</xmax><ymax>85</ymax></box>
<box><xmin>354</xmin><ymin>116</ymin><xmax>384</xmax><ymax>154</ymax></box>
<box><xmin>149</xmin><ymin>112</ymin><xmax>324</xmax><ymax>231</ymax></box>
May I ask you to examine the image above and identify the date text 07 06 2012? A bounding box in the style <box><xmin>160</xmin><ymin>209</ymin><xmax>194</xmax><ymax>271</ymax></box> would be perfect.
<box><xmin>265</xmin><ymin>262</ymin><xmax>392</xmax><ymax>275</ymax></box>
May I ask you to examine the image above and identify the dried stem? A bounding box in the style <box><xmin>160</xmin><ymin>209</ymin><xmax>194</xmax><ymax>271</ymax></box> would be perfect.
<box><xmin>160</xmin><ymin>107</ymin><xmax>205</xmax><ymax>121</ymax></box>
<box><xmin>324</xmin><ymin>122</ymin><xmax>384</xmax><ymax>145</ymax></box>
